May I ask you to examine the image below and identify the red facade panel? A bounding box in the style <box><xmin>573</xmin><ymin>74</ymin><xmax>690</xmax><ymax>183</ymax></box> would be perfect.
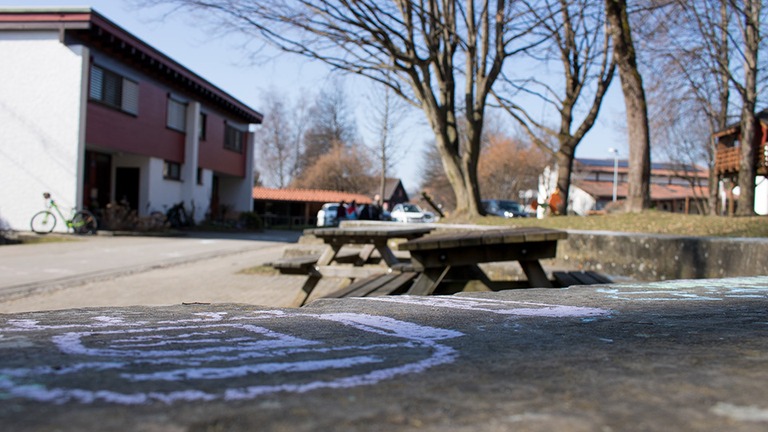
<box><xmin>86</xmin><ymin>82</ymin><xmax>185</xmax><ymax>162</ymax></box>
<box><xmin>198</xmin><ymin>111</ymin><xmax>246</xmax><ymax>178</ymax></box>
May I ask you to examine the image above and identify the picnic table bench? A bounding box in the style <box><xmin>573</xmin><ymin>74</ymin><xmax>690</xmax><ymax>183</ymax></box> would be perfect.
<box><xmin>273</xmin><ymin>226</ymin><xmax>434</xmax><ymax>307</ymax></box>
<box><xmin>270</xmin><ymin>225</ymin><xmax>612</xmax><ymax>306</ymax></box>
<box><xmin>399</xmin><ymin>227</ymin><xmax>569</xmax><ymax>295</ymax></box>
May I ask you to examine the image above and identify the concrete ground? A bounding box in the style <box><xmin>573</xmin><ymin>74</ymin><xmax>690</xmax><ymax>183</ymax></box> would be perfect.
<box><xmin>0</xmin><ymin>230</ymin><xmax>343</xmax><ymax>313</ymax></box>
<box><xmin>1</xmin><ymin>232</ymin><xmax>767</xmax><ymax>431</ymax></box>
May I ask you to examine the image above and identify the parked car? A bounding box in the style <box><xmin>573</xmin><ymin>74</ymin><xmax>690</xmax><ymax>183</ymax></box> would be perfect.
<box><xmin>390</xmin><ymin>203</ymin><xmax>436</xmax><ymax>223</ymax></box>
<box><xmin>482</xmin><ymin>199</ymin><xmax>529</xmax><ymax>218</ymax></box>
<box><xmin>316</xmin><ymin>203</ymin><xmax>340</xmax><ymax>226</ymax></box>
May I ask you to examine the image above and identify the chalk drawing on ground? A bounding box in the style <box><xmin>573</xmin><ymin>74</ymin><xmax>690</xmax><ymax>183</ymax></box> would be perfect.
<box><xmin>361</xmin><ymin>295</ymin><xmax>612</xmax><ymax>318</ymax></box>
<box><xmin>596</xmin><ymin>276</ymin><xmax>768</xmax><ymax>302</ymax></box>
<box><xmin>0</xmin><ymin>311</ymin><xmax>462</xmax><ymax>405</ymax></box>
<box><xmin>0</xmin><ymin>297</ymin><xmax>613</xmax><ymax>405</ymax></box>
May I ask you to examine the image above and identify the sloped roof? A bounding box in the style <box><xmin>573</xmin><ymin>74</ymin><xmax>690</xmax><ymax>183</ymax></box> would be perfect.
<box><xmin>0</xmin><ymin>7</ymin><xmax>262</xmax><ymax>123</ymax></box>
<box><xmin>574</xmin><ymin>159</ymin><xmax>708</xmax><ymax>178</ymax></box>
<box><xmin>252</xmin><ymin>187</ymin><xmax>372</xmax><ymax>204</ymax></box>
<box><xmin>713</xmin><ymin>109</ymin><xmax>768</xmax><ymax>138</ymax></box>
<box><xmin>575</xmin><ymin>180</ymin><xmax>709</xmax><ymax>201</ymax></box>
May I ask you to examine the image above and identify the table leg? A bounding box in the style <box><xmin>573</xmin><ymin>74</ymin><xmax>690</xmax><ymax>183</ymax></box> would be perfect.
<box><xmin>407</xmin><ymin>266</ymin><xmax>451</xmax><ymax>296</ymax></box>
<box><xmin>519</xmin><ymin>260</ymin><xmax>553</xmax><ymax>288</ymax></box>
<box><xmin>289</xmin><ymin>246</ymin><xmax>338</xmax><ymax>308</ymax></box>
<box><xmin>317</xmin><ymin>246</ymin><xmax>339</xmax><ymax>266</ymax></box>
<box><xmin>375</xmin><ymin>244</ymin><xmax>400</xmax><ymax>267</ymax></box>
<box><xmin>290</xmin><ymin>275</ymin><xmax>321</xmax><ymax>307</ymax></box>
<box><xmin>355</xmin><ymin>244</ymin><xmax>376</xmax><ymax>266</ymax></box>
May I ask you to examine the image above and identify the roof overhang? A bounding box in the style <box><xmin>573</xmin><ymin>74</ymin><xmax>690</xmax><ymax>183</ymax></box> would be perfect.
<box><xmin>0</xmin><ymin>7</ymin><xmax>263</xmax><ymax>124</ymax></box>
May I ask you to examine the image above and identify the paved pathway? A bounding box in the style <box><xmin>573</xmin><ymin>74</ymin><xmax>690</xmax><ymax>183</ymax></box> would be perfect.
<box><xmin>0</xmin><ymin>231</ymin><xmax>302</xmax><ymax>308</ymax></box>
<box><xmin>1</xmin><ymin>277</ymin><xmax>767</xmax><ymax>431</ymax></box>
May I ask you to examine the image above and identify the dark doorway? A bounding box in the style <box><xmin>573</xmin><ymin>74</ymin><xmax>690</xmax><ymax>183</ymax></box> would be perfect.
<box><xmin>115</xmin><ymin>167</ymin><xmax>140</xmax><ymax>210</ymax></box>
<box><xmin>211</xmin><ymin>174</ymin><xmax>220</xmax><ymax>219</ymax></box>
<box><xmin>83</xmin><ymin>151</ymin><xmax>111</xmax><ymax>211</ymax></box>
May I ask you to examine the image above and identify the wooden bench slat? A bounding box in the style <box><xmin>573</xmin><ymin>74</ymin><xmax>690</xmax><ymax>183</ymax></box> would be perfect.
<box><xmin>553</xmin><ymin>271</ymin><xmax>612</xmax><ymax>287</ymax></box>
<box><xmin>368</xmin><ymin>272</ymin><xmax>418</xmax><ymax>296</ymax></box>
<box><xmin>324</xmin><ymin>273</ymin><xmax>394</xmax><ymax>298</ymax></box>
<box><xmin>268</xmin><ymin>255</ymin><xmax>320</xmax><ymax>274</ymax></box>
<box><xmin>584</xmin><ymin>271</ymin><xmax>613</xmax><ymax>284</ymax></box>
<box><xmin>568</xmin><ymin>271</ymin><xmax>605</xmax><ymax>285</ymax></box>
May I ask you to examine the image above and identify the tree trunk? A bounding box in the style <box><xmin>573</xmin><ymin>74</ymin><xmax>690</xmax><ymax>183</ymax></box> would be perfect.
<box><xmin>434</xmin><ymin>137</ymin><xmax>482</xmax><ymax>218</ymax></box>
<box><xmin>736</xmin><ymin>0</ymin><xmax>760</xmax><ymax>216</ymax></box>
<box><xmin>605</xmin><ymin>0</ymin><xmax>651</xmax><ymax>212</ymax></box>
<box><xmin>555</xmin><ymin>146</ymin><xmax>575</xmax><ymax>215</ymax></box>
<box><xmin>710</xmin><ymin>0</ymin><xmax>730</xmax><ymax>216</ymax></box>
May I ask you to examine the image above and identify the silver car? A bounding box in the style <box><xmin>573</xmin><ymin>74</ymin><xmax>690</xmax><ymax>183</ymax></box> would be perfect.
<box><xmin>316</xmin><ymin>203</ymin><xmax>340</xmax><ymax>226</ymax></box>
<box><xmin>390</xmin><ymin>203</ymin><xmax>436</xmax><ymax>223</ymax></box>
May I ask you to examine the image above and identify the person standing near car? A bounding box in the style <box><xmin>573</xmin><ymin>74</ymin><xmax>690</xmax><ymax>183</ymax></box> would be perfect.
<box><xmin>336</xmin><ymin>200</ymin><xmax>347</xmax><ymax>224</ymax></box>
<box><xmin>346</xmin><ymin>200</ymin><xmax>358</xmax><ymax>220</ymax></box>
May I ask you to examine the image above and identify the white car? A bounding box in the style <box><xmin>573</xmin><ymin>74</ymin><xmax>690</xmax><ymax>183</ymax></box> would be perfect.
<box><xmin>316</xmin><ymin>203</ymin><xmax>340</xmax><ymax>226</ymax></box>
<box><xmin>390</xmin><ymin>203</ymin><xmax>436</xmax><ymax>223</ymax></box>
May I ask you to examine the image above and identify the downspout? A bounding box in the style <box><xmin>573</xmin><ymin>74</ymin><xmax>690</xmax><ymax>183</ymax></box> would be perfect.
<box><xmin>244</xmin><ymin>124</ymin><xmax>257</xmax><ymax>212</ymax></box>
<box><xmin>183</xmin><ymin>101</ymin><xmax>200</xmax><ymax>220</ymax></box>
<box><xmin>75</xmin><ymin>45</ymin><xmax>90</xmax><ymax>213</ymax></box>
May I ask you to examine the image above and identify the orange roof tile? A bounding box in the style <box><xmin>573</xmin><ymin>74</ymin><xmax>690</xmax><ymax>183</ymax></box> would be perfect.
<box><xmin>252</xmin><ymin>187</ymin><xmax>372</xmax><ymax>204</ymax></box>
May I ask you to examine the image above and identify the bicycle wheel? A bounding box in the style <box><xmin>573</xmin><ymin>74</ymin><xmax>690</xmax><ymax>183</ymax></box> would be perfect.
<box><xmin>31</xmin><ymin>210</ymin><xmax>57</xmax><ymax>234</ymax></box>
<box><xmin>71</xmin><ymin>210</ymin><xmax>98</xmax><ymax>234</ymax></box>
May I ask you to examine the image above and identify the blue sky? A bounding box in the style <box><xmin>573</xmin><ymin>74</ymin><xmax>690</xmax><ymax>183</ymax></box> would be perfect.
<box><xmin>1</xmin><ymin>0</ymin><xmax>629</xmax><ymax>190</ymax></box>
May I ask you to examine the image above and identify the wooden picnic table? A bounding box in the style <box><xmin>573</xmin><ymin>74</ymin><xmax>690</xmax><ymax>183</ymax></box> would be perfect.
<box><xmin>398</xmin><ymin>227</ymin><xmax>567</xmax><ymax>295</ymax></box>
<box><xmin>286</xmin><ymin>226</ymin><xmax>434</xmax><ymax>306</ymax></box>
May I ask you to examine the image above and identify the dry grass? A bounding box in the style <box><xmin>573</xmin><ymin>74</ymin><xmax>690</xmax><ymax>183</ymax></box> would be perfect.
<box><xmin>452</xmin><ymin>211</ymin><xmax>768</xmax><ymax>238</ymax></box>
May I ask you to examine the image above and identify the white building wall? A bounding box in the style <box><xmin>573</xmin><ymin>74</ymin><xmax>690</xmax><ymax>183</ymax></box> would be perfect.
<box><xmin>0</xmin><ymin>31</ymin><xmax>88</xmax><ymax>232</ymax></box>
<box><xmin>146</xmin><ymin>158</ymin><xmax>183</xmax><ymax>214</ymax></box>
<box><xmin>755</xmin><ymin>176</ymin><xmax>767</xmax><ymax>216</ymax></box>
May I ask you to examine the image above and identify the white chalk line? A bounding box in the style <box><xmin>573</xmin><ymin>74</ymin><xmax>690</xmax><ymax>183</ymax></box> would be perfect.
<box><xmin>0</xmin><ymin>312</ymin><xmax>463</xmax><ymax>405</ymax></box>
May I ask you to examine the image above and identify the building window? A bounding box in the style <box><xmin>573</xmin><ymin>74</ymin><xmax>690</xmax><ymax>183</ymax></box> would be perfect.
<box><xmin>167</xmin><ymin>97</ymin><xmax>187</xmax><ymax>132</ymax></box>
<box><xmin>164</xmin><ymin>161</ymin><xmax>181</xmax><ymax>181</ymax></box>
<box><xmin>89</xmin><ymin>65</ymin><xmax>139</xmax><ymax>115</ymax></box>
<box><xmin>224</xmin><ymin>123</ymin><xmax>244</xmax><ymax>153</ymax></box>
<box><xmin>199</xmin><ymin>113</ymin><xmax>207</xmax><ymax>140</ymax></box>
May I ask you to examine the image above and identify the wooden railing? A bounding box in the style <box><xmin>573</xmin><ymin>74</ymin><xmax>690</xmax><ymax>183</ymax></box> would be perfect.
<box><xmin>715</xmin><ymin>144</ymin><xmax>768</xmax><ymax>175</ymax></box>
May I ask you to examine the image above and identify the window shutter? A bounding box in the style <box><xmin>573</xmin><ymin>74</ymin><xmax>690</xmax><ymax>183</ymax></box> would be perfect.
<box><xmin>122</xmin><ymin>79</ymin><xmax>139</xmax><ymax>115</ymax></box>
<box><xmin>167</xmin><ymin>98</ymin><xmax>187</xmax><ymax>132</ymax></box>
<box><xmin>89</xmin><ymin>66</ymin><xmax>103</xmax><ymax>100</ymax></box>
<box><xmin>102</xmin><ymin>71</ymin><xmax>122</xmax><ymax>108</ymax></box>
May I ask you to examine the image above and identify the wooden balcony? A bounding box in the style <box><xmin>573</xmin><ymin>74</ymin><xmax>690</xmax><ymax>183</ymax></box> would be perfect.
<box><xmin>715</xmin><ymin>144</ymin><xmax>768</xmax><ymax>176</ymax></box>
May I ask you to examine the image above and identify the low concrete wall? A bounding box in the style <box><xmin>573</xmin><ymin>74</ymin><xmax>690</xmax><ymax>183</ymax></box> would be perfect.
<box><xmin>556</xmin><ymin>230</ymin><xmax>768</xmax><ymax>281</ymax></box>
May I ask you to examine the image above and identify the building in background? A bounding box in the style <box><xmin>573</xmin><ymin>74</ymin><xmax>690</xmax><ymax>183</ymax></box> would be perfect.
<box><xmin>713</xmin><ymin>110</ymin><xmax>768</xmax><ymax>216</ymax></box>
<box><xmin>0</xmin><ymin>7</ymin><xmax>262</xmax><ymax>232</ymax></box>
<box><xmin>539</xmin><ymin>159</ymin><xmax>710</xmax><ymax>215</ymax></box>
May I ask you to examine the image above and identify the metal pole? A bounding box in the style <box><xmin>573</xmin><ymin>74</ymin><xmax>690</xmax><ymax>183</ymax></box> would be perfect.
<box><xmin>609</xmin><ymin>148</ymin><xmax>618</xmax><ymax>201</ymax></box>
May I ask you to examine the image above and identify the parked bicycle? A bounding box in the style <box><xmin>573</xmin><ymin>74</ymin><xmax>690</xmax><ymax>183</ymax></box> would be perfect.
<box><xmin>30</xmin><ymin>192</ymin><xmax>98</xmax><ymax>234</ymax></box>
<box><xmin>166</xmin><ymin>201</ymin><xmax>192</xmax><ymax>229</ymax></box>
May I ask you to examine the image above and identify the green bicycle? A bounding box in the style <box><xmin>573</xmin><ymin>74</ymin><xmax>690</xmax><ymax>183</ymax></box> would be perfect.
<box><xmin>30</xmin><ymin>192</ymin><xmax>98</xmax><ymax>235</ymax></box>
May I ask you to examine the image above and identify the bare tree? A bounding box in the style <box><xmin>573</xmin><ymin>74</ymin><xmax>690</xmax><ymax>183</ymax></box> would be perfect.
<box><xmin>605</xmin><ymin>0</ymin><xmax>651</xmax><ymax>212</ymax></box>
<box><xmin>731</xmin><ymin>0</ymin><xmax>763</xmax><ymax>215</ymax></box>
<box><xmin>254</xmin><ymin>88</ymin><xmax>296</xmax><ymax>188</ymax></box>
<box><xmin>291</xmin><ymin>142</ymin><xmax>375</xmax><ymax>194</ymax></box>
<box><xmin>494</xmin><ymin>0</ymin><xmax>616</xmax><ymax>215</ymax></box>
<box><xmin>363</xmin><ymin>83</ymin><xmax>409</xmax><ymax>205</ymax></box>
<box><xmin>640</xmin><ymin>0</ymin><xmax>733</xmax><ymax>215</ymax></box>
<box><xmin>298</xmin><ymin>80</ymin><xmax>358</xmax><ymax>176</ymax></box>
<box><xmin>147</xmin><ymin>0</ymin><xmax>546</xmax><ymax>217</ymax></box>
<box><xmin>290</xmin><ymin>90</ymin><xmax>311</xmax><ymax>181</ymax></box>
<box><xmin>478</xmin><ymin>132</ymin><xmax>548</xmax><ymax>200</ymax></box>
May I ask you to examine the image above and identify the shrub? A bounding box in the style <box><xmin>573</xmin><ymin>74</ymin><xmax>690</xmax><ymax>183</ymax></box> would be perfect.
<box><xmin>239</xmin><ymin>212</ymin><xmax>263</xmax><ymax>230</ymax></box>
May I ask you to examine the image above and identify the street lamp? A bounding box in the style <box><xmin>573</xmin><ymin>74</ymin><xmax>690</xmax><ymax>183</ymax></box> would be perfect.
<box><xmin>608</xmin><ymin>148</ymin><xmax>619</xmax><ymax>202</ymax></box>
